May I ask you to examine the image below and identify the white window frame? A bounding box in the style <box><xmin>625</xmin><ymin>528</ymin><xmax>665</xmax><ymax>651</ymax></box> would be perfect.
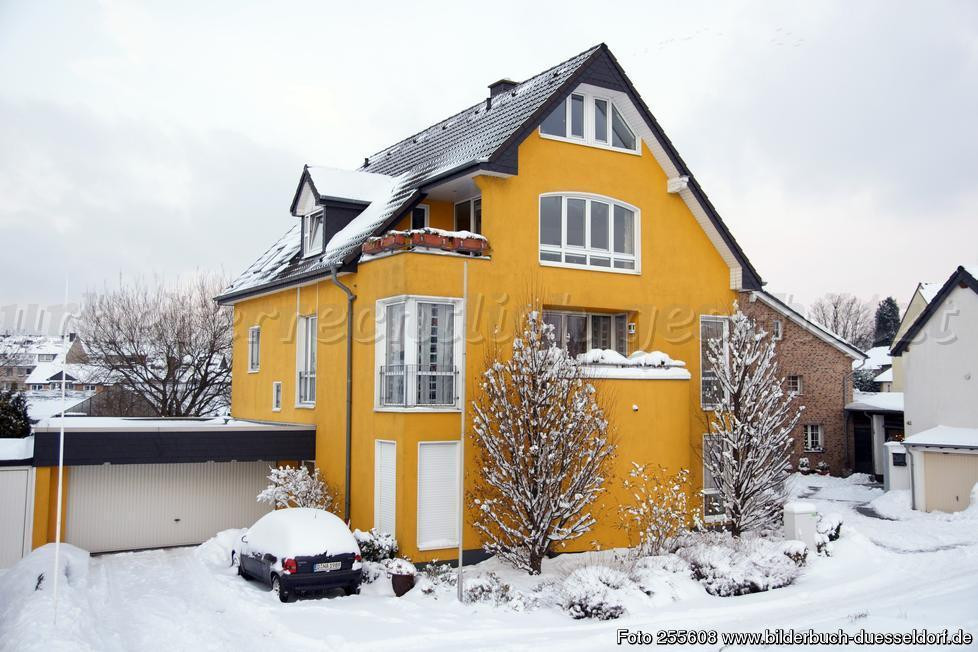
<box><xmin>787</xmin><ymin>374</ymin><xmax>803</xmax><ymax>396</ymax></box>
<box><xmin>539</xmin><ymin>91</ymin><xmax>641</xmax><ymax>155</ymax></box>
<box><xmin>543</xmin><ymin>310</ymin><xmax>629</xmax><ymax>356</ymax></box>
<box><xmin>271</xmin><ymin>381</ymin><xmax>282</xmax><ymax>412</ymax></box>
<box><xmin>416</xmin><ymin>440</ymin><xmax>460</xmax><ymax>550</ymax></box>
<box><xmin>247</xmin><ymin>326</ymin><xmax>261</xmax><ymax>373</ymax></box>
<box><xmin>374</xmin><ymin>439</ymin><xmax>397</xmax><ymax>535</ymax></box>
<box><xmin>538</xmin><ymin>192</ymin><xmax>640</xmax><ymax>274</ymax></box>
<box><xmin>700</xmin><ymin>315</ymin><xmax>729</xmax><ymax>410</ymax></box>
<box><xmin>772</xmin><ymin>318</ymin><xmax>783</xmax><ymax>341</ymax></box>
<box><xmin>302</xmin><ymin>209</ymin><xmax>325</xmax><ymax>258</ymax></box>
<box><xmin>453</xmin><ymin>196</ymin><xmax>482</xmax><ymax>234</ymax></box>
<box><xmin>804</xmin><ymin>424</ymin><xmax>823</xmax><ymax>452</ymax></box>
<box><xmin>374</xmin><ymin>295</ymin><xmax>464</xmax><ymax>412</ymax></box>
<box><xmin>702</xmin><ymin>433</ymin><xmax>725</xmax><ymax>523</ymax></box>
<box><xmin>411</xmin><ymin>204</ymin><xmax>430</xmax><ymax>230</ymax></box>
<box><xmin>295</xmin><ymin>314</ymin><xmax>317</xmax><ymax>407</ymax></box>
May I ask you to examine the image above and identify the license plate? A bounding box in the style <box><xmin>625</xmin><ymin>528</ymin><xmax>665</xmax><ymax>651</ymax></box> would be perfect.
<box><xmin>314</xmin><ymin>561</ymin><xmax>341</xmax><ymax>572</ymax></box>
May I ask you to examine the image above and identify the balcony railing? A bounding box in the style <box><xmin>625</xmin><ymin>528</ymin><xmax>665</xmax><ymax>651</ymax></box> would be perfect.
<box><xmin>379</xmin><ymin>364</ymin><xmax>458</xmax><ymax>407</ymax></box>
<box><xmin>363</xmin><ymin>229</ymin><xmax>488</xmax><ymax>257</ymax></box>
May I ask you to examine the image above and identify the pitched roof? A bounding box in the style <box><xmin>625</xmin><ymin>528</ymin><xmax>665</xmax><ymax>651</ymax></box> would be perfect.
<box><xmin>891</xmin><ymin>265</ymin><xmax>978</xmax><ymax>356</ymax></box>
<box><xmin>219</xmin><ymin>44</ymin><xmax>762</xmax><ymax>303</ymax></box>
<box><xmin>748</xmin><ymin>290</ymin><xmax>866</xmax><ymax>360</ymax></box>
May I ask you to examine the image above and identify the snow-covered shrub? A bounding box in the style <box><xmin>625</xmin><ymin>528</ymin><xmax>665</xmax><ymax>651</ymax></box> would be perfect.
<box><xmin>353</xmin><ymin>528</ymin><xmax>399</xmax><ymax>562</ymax></box>
<box><xmin>780</xmin><ymin>540</ymin><xmax>808</xmax><ymax>566</ymax></box>
<box><xmin>702</xmin><ymin>306</ymin><xmax>803</xmax><ymax>535</ymax></box>
<box><xmin>674</xmin><ymin>531</ymin><xmax>802</xmax><ymax>597</ymax></box>
<box><xmin>560</xmin><ymin>566</ymin><xmax>627</xmax><ymax>620</ymax></box>
<box><xmin>471</xmin><ymin>309</ymin><xmax>616</xmax><ymax>574</ymax></box>
<box><xmin>818</xmin><ymin>513</ymin><xmax>843</xmax><ymax>542</ymax></box>
<box><xmin>798</xmin><ymin>457</ymin><xmax>811</xmax><ymax>474</ymax></box>
<box><xmin>256</xmin><ymin>464</ymin><xmax>336</xmax><ymax>511</ymax></box>
<box><xmin>359</xmin><ymin>561</ymin><xmax>386</xmax><ymax>584</ymax></box>
<box><xmin>816</xmin><ymin>461</ymin><xmax>831</xmax><ymax>475</ymax></box>
<box><xmin>621</xmin><ymin>464</ymin><xmax>697</xmax><ymax>557</ymax></box>
<box><xmin>463</xmin><ymin>571</ymin><xmax>511</xmax><ymax>605</ymax></box>
<box><xmin>385</xmin><ymin>558</ymin><xmax>416</xmax><ymax>576</ymax></box>
<box><xmin>416</xmin><ymin>562</ymin><xmax>457</xmax><ymax>595</ymax></box>
<box><xmin>629</xmin><ymin>554</ymin><xmax>698</xmax><ymax>602</ymax></box>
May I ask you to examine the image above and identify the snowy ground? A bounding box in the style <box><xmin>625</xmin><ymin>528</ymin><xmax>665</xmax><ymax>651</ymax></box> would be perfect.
<box><xmin>2</xmin><ymin>474</ymin><xmax>977</xmax><ymax>651</ymax></box>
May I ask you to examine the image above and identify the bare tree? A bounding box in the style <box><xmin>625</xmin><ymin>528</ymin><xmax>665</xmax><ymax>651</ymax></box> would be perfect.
<box><xmin>703</xmin><ymin>307</ymin><xmax>802</xmax><ymax>536</ymax></box>
<box><xmin>78</xmin><ymin>273</ymin><xmax>232</xmax><ymax>417</ymax></box>
<box><xmin>807</xmin><ymin>293</ymin><xmax>874</xmax><ymax>350</ymax></box>
<box><xmin>471</xmin><ymin>309</ymin><xmax>616</xmax><ymax>575</ymax></box>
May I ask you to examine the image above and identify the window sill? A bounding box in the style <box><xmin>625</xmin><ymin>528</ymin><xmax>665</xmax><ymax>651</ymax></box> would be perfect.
<box><xmin>538</xmin><ymin>131</ymin><xmax>641</xmax><ymax>156</ymax></box>
<box><xmin>271</xmin><ymin>408</ymin><xmax>281</xmax><ymax>413</ymax></box>
<box><xmin>295</xmin><ymin>403</ymin><xmax>316</xmax><ymax>410</ymax></box>
<box><xmin>248</xmin><ymin>369</ymin><xmax>259</xmax><ymax>374</ymax></box>
<box><xmin>417</xmin><ymin>541</ymin><xmax>460</xmax><ymax>551</ymax></box>
<box><xmin>375</xmin><ymin>406</ymin><xmax>461</xmax><ymax>414</ymax></box>
<box><xmin>539</xmin><ymin>260</ymin><xmax>639</xmax><ymax>276</ymax></box>
<box><xmin>803</xmin><ymin>448</ymin><xmax>825</xmax><ymax>454</ymax></box>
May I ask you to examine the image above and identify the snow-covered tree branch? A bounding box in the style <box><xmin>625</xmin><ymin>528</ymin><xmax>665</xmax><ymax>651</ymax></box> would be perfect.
<box><xmin>257</xmin><ymin>464</ymin><xmax>336</xmax><ymax>512</ymax></box>
<box><xmin>703</xmin><ymin>306</ymin><xmax>803</xmax><ymax>536</ymax></box>
<box><xmin>621</xmin><ymin>464</ymin><xmax>698</xmax><ymax>557</ymax></box>
<box><xmin>471</xmin><ymin>309</ymin><xmax>616</xmax><ymax>575</ymax></box>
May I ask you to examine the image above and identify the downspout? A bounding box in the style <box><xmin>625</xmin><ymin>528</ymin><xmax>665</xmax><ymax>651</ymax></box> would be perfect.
<box><xmin>330</xmin><ymin>264</ymin><xmax>356</xmax><ymax>523</ymax></box>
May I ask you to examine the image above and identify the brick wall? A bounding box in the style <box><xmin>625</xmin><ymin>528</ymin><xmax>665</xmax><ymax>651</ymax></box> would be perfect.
<box><xmin>739</xmin><ymin>295</ymin><xmax>855</xmax><ymax>475</ymax></box>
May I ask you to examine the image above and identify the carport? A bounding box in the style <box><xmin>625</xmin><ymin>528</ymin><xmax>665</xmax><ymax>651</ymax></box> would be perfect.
<box><xmin>24</xmin><ymin>416</ymin><xmax>315</xmax><ymax>558</ymax></box>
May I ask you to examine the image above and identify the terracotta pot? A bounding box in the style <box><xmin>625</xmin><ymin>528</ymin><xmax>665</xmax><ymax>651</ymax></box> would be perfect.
<box><xmin>440</xmin><ymin>236</ymin><xmax>460</xmax><ymax>251</ymax></box>
<box><xmin>391</xmin><ymin>573</ymin><xmax>415</xmax><ymax>597</ymax></box>
<box><xmin>362</xmin><ymin>239</ymin><xmax>382</xmax><ymax>255</ymax></box>
<box><xmin>421</xmin><ymin>232</ymin><xmax>445</xmax><ymax>248</ymax></box>
<box><xmin>380</xmin><ymin>233</ymin><xmax>408</xmax><ymax>251</ymax></box>
<box><xmin>458</xmin><ymin>237</ymin><xmax>487</xmax><ymax>253</ymax></box>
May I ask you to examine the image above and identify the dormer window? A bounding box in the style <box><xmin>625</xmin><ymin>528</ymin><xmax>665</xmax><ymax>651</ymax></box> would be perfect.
<box><xmin>540</xmin><ymin>91</ymin><xmax>639</xmax><ymax>153</ymax></box>
<box><xmin>302</xmin><ymin>209</ymin><xmax>325</xmax><ymax>257</ymax></box>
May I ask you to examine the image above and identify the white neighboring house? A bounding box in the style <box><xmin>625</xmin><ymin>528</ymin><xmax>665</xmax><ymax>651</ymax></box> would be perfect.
<box><xmin>890</xmin><ymin>265</ymin><xmax>978</xmax><ymax>512</ymax></box>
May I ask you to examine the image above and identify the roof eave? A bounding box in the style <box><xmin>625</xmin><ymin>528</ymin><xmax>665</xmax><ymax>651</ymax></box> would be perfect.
<box><xmin>891</xmin><ymin>266</ymin><xmax>978</xmax><ymax>355</ymax></box>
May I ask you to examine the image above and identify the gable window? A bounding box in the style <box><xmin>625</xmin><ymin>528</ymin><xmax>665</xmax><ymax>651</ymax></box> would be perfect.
<box><xmin>248</xmin><ymin>326</ymin><xmax>261</xmax><ymax>372</ymax></box>
<box><xmin>542</xmin><ymin>310</ymin><xmax>628</xmax><ymax>358</ymax></box>
<box><xmin>272</xmin><ymin>381</ymin><xmax>282</xmax><ymax>412</ymax></box>
<box><xmin>454</xmin><ymin>198</ymin><xmax>481</xmax><ymax>234</ymax></box>
<box><xmin>296</xmin><ymin>315</ymin><xmax>317</xmax><ymax>406</ymax></box>
<box><xmin>702</xmin><ymin>434</ymin><xmax>725</xmax><ymax>522</ymax></box>
<box><xmin>804</xmin><ymin>424</ymin><xmax>823</xmax><ymax>451</ymax></box>
<box><xmin>540</xmin><ymin>91</ymin><xmax>640</xmax><ymax>153</ymax></box>
<box><xmin>411</xmin><ymin>205</ymin><xmax>429</xmax><ymax>230</ymax></box>
<box><xmin>787</xmin><ymin>375</ymin><xmax>803</xmax><ymax>395</ymax></box>
<box><xmin>302</xmin><ymin>209</ymin><xmax>325</xmax><ymax>257</ymax></box>
<box><xmin>772</xmin><ymin>319</ymin><xmax>783</xmax><ymax>341</ymax></box>
<box><xmin>538</xmin><ymin>194</ymin><xmax>638</xmax><ymax>272</ymax></box>
<box><xmin>376</xmin><ymin>296</ymin><xmax>463</xmax><ymax>410</ymax></box>
<box><xmin>700</xmin><ymin>315</ymin><xmax>728</xmax><ymax>409</ymax></box>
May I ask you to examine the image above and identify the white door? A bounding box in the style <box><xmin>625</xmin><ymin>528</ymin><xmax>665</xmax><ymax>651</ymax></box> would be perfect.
<box><xmin>417</xmin><ymin>442</ymin><xmax>459</xmax><ymax>550</ymax></box>
<box><xmin>66</xmin><ymin>461</ymin><xmax>272</xmax><ymax>553</ymax></box>
<box><xmin>0</xmin><ymin>467</ymin><xmax>32</xmax><ymax>568</ymax></box>
<box><xmin>374</xmin><ymin>440</ymin><xmax>396</xmax><ymax>536</ymax></box>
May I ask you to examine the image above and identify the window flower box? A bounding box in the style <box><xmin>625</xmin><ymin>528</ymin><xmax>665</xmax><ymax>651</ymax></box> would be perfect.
<box><xmin>380</xmin><ymin>233</ymin><xmax>410</xmax><ymax>251</ymax></box>
<box><xmin>363</xmin><ymin>238</ymin><xmax>383</xmax><ymax>255</ymax></box>
<box><xmin>410</xmin><ymin>231</ymin><xmax>446</xmax><ymax>248</ymax></box>
<box><xmin>457</xmin><ymin>236</ymin><xmax>488</xmax><ymax>253</ymax></box>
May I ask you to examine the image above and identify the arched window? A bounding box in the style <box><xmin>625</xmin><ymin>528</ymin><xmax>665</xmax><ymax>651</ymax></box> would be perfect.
<box><xmin>538</xmin><ymin>193</ymin><xmax>639</xmax><ymax>272</ymax></box>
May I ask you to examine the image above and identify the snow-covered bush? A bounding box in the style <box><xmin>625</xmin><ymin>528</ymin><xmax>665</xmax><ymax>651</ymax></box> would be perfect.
<box><xmin>385</xmin><ymin>558</ymin><xmax>416</xmax><ymax>576</ymax></box>
<box><xmin>471</xmin><ymin>309</ymin><xmax>616</xmax><ymax>574</ymax></box>
<box><xmin>702</xmin><ymin>306</ymin><xmax>803</xmax><ymax>535</ymax></box>
<box><xmin>781</xmin><ymin>540</ymin><xmax>808</xmax><ymax>566</ymax></box>
<box><xmin>621</xmin><ymin>464</ymin><xmax>697</xmax><ymax>557</ymax></box>
<box><xmin>629</xmin><ymin>554</ymin><xmax>698</xmax><ymax>601</ymax></box>
<box><xmin>674</xmin><ymin>531</ymin><xmax>803</xmax><ymax>597</ymax></box>
<box><xmin>798</xmin><ymin>457</ymin><xmax>811</xmax><ymax>474</ymax></box>
<box><xmin>256</xmin><ymin>464</ymin><xmax>336</xmax><ymax>511</ymax></box>
<box><xmin>463</xmin><ymin>571</ymin><xmax>511</xmax><ymax>605</ymax></box>
<box><xmin>353</xmin><ymin>528</ymin><xmax>399</xmax><ymax>562</ymax></box>
<box><xmin>560</xmin><ymin>566</ymin><xmax>627</xmax><ymax>620</ymax></box>
<box><xmin>360</xmin><ymin>561</ymin><xmax>386</xmax><ymax>584</ymax></box>
<box><xmin>817</xmin><ymin>513</ymin><xmax>843</xmax><ymax>542</ymax></box>
<box><xmin>416</xmin><ymin>562</ymin><xmax>457</xmax><ymax>595</ymax></box>
<box><xmin>816</xmin><ymin>461</ymin><xmax>831</xmax><ymax>475</ymax></box>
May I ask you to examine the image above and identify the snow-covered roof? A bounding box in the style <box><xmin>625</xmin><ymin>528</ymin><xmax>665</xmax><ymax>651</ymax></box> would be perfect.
<box><xmin>0</xmin><ymin>436</ymin><xmax>33</xmax><ymax>461</ymax></box>
<box><xmin>845</xmin><ymin>391</ymin><xmax>904</xmax><ymax>413</ymax></box>
<box><xmin>306</xmin><ymin>167</ymin><xmax>397</xmax><ymax>204</ymax></box>
<box><xmin>26</xmin><ymin>391</ymin><xmax>93</xmax><ymax>421</ymax></box>
<box><xmin>24</xmin><ymin>362</ymin><xmax>102</xmax><ymax>385</ymax></box>
<box><xmin>32</xmin><ymin>415</ymin><xmax>314</xmax><ymax>432</ymax></box>
<box><xmin>873</xmin><ymin>367</ymin><xmax>893</xmax><ymax>383</ymax></box>
<box><xmin>903</xmin><ymin>425</ymin><xmax>978</xmax><ymax>449</ymax></box>
<box><xmin>856</xmin><ymin>345</ymin><xmax>891</xmax><ymax>371</ymax></box>
<box><xmin>892</xmin><ymin>265</ymin><xmax>978</xmax><ymax>356</ymax></box>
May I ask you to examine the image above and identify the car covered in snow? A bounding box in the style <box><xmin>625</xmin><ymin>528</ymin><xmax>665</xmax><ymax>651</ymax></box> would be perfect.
<box><xmin>233</xmin><ymin>508</ymin><xmax>363</xmax><ymax>602</ymax></box>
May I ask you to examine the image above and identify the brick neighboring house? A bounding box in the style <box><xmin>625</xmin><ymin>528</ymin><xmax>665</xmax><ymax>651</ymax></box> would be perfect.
<box><xmin>740</xmin><ymin>291</ymin><xmax>867</xmax><ymax>475</ymax></box>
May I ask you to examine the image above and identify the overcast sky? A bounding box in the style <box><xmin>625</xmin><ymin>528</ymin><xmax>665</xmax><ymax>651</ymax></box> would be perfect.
<box><xmin>1</xmin><ymin>0</ymin><xmax>976</xmax><ymax>330</ymax></box>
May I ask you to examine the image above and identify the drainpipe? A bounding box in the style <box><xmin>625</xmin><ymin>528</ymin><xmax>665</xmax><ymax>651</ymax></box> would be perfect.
<box><xmin>330</xmin><ymin>264</ymin><xmax>356</xmax><ymax>523</ymax></box>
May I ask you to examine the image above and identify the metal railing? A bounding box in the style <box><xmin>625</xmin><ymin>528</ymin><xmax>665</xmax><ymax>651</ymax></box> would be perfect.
<box><xmin>379</xmin><ymin>364</ymin><xmax>458</xmax><ymax>407</ymax></box>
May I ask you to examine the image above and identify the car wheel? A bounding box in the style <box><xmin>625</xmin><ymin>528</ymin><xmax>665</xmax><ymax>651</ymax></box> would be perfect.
<box><xmin>271</xmin><ymin>575</ymin><xmax>291</xmax><ymax>603</ymax></box>
<box><xmin>237</xmin><ymin>564</ymin><xmax>247</xmax><ymax>578</ymax></box>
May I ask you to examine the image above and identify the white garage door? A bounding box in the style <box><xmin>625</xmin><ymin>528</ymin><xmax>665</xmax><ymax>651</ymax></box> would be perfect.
<box><xmin>0</xmin><ymin>467</ymin><xmax>32</xmax><ymax>568</ymax></box>
<box><xmin>66</xmin><ymin>461</ymin><xmax>273</xmax><ymax>553</ymax></box>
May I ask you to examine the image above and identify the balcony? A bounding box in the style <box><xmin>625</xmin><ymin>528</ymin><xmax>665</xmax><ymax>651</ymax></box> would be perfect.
<box><xmin>379</xmin><ymin>364</ymin><xmax>459</xmax><ymax>408</ymax></box>
<box><xmin>362</xmin><ymin>228</ymin><xmax>488</xmax><ymax>257</ymax></box>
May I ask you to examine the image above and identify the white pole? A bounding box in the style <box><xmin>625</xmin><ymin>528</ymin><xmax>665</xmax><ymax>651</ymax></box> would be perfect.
<box><xmin>457</xmin><ymin>260</ymin><xmax>468</xmax><ymax>602</ymax></box>
<box><xmin>52</xmin><ymin>277</ymin><xmax>68</xmax><ymax>624</ymax></box>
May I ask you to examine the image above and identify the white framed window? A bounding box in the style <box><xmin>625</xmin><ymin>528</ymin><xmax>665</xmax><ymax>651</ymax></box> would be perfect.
<box><xmin>302</xmin><ymin>209</ymin><xmax>325</xmax><ymax>257</ymax></box>
<box><xmin>411</xmin><ymin>205</ymin><xmax>429</xmax><ymax>230</ymax></box>
<box><xmin>271</xmin><ymin>381</ymin><xmax>282</xmax><ymax>412</ymax></box>
<box><xmin>540</xmin><ymin>91</ymin><xmax>639</xmax><ymax>153</ymax></box>
<box><xmin>538</xmin><ymin>193</ymin><xmax>638</xmax><ymax>273</ymax></box>
<box><xmin>248</xmin><ymin>326</ymin><xmax>261</xmax><ymax>372</ymax></box>
<box><xmin>417</xmin><ymin>441</ymin><xmax>459</xmax><ymax>550</ymax></box>
<box><xmin>375</xmin><ymin>296</ymin><xmax>463</xmax><ymax>410</ymax></box>
<box><xmin>700</xmin><ymin>315</ymin><xmax>729</xmax><ymax>409</ymax></box>
<box><xmin>542</xmin><ymin>310</ymin><xmax>628</xmax><ymax>358</ymax></box>
<box><xmin>702</xmin><ymin>433</ymin><xmax>725</xmax><ymax>523</ymax></box>
<box><xmin>454</xmin><ymin>197</ymin><xmax>482</xmax><ymax>234</ymax></box>
<box><xmin>374</xmin><ymin>440</ymin><xmax>396</xmax><ymax>536</ymax></box>
<box><xmin>787</xmin><ymin>375</ymin><xmax>803</xmax><ymax>395</ymax></box>
<box><xmin>84</xmin><ymin>384</ymin><xmax>96</xmax><ymax>391</ymax></box>
<box><xmin>772</xmin><ymin>319</ymin><xmax>783</xmax><ymax>341</ymax></box>
<box><xmin>804</xmin><ymin>424</ymin><xmax>823</xmax><ymax>451</ymax></box>
<box><xmin>296</xmin><ymin>315</ymin><xmax>317</xmax><ymax>406</ymax></box>
<box><xmin>38</xmin><ymin>353</ymin><xmax>56</xmax><ymax>362</ymax></box>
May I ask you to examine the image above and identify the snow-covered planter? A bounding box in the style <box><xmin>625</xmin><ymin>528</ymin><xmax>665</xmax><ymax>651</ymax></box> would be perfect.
<box><xmin>674</xmin><ymin>531</ymin><xmax>803</xmax><ymax>597</ymax></box>
<box><xmin>385</xmin><ymin>558</ymin><xmax>416</xmax><ymax>597</ymax></box>
<box><xmin>816</xmin><ymin>461</ymin><xmax>831</xmax><ymax>475</ymax></box>
<box><xmin>560</xmin><ymin>566</ymin><xmax>628</xmax><ymax>620</ymax></box>
<box><xmin>353</xmin><ymin>528</ymin><xmax>399</xmax><ymax>562</ymax></box>
<box><xmin>798</xmin><ymin>457</ymin><xmax>811</xmax><ymax>475</ymax></box>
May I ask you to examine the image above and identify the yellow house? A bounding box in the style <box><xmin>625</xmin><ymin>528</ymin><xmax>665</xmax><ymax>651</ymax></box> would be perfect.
<box><xmin>217</xmin><ymin>44</ymin><xmax>766</xmax><ymax>563</ymax></box>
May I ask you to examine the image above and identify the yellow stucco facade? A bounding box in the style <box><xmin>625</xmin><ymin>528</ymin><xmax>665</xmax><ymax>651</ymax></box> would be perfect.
<box><xmin>229</xmin><ymin>131</ymin><xmax>737</xmax><ymax>562</ymax></box>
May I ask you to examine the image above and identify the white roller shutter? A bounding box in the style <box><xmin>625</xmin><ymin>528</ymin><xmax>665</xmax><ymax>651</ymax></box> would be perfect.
<box><xmin>417</xmin><ymin>442</ymin><xmax>459</xmax><ymax>550</ymax></box>
<box><xmin>66</xmin><ymin>461</ymin><xmax>272</xmax><ymax>553</ymax></box>
<box><xmin>0</xmin><ymin>467</ymin><xmax>32</xmax><ymax>568</ymax></box>
<box><xmin>374</xmin><ymin>440</ymin><xmax>396</xmax><ymax>536</ymax></box>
